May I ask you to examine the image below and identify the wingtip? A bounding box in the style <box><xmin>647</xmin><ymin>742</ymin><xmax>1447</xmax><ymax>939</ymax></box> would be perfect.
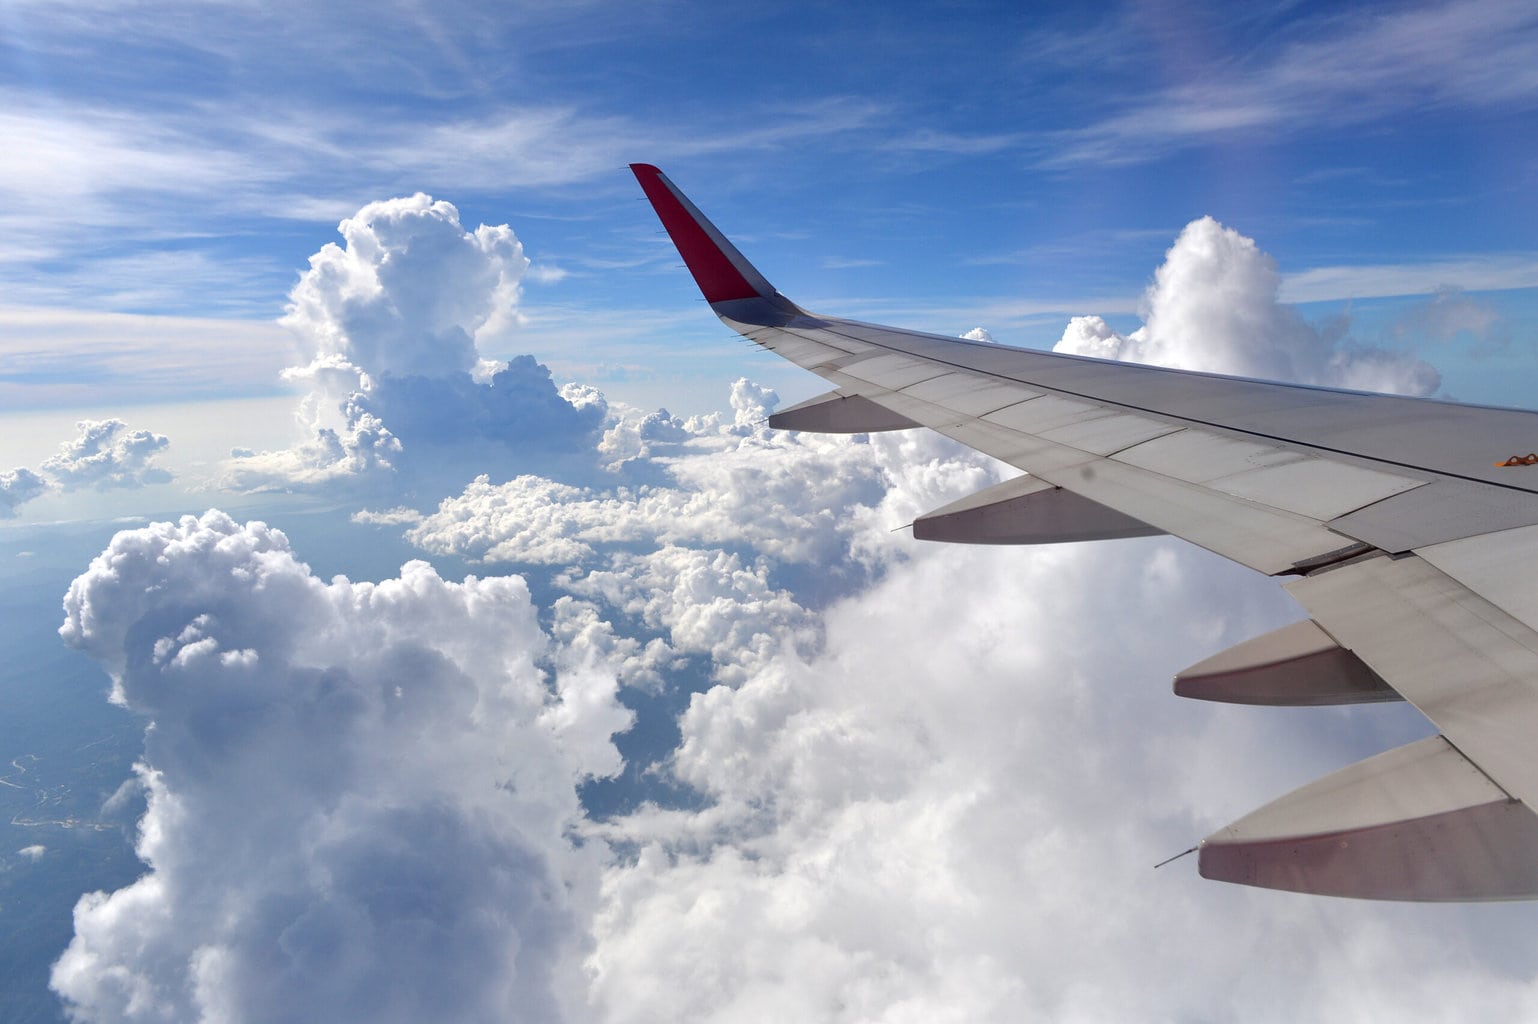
<box><xmin>630</xmin><ymin>163</ymin><xmax>772</xmax><ymax>306</ymax></box>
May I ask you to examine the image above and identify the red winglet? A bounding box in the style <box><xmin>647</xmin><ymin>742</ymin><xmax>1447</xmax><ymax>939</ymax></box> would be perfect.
<box><xmin>630</xmin><ymin>163</ymin><xmax>766</xmax><ymax>304</ymax></box>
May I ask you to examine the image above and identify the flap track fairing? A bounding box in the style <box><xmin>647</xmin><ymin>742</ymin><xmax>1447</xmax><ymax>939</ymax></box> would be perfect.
<box><xmin>913</xmin><ymin>475</ymin><xmax>1165</xmax><ymax>545</ymax></box>
<box><xmin>1199</xmin><ymin>736</ymin><xmax>1538</xmax><ymax>900</ymax></box>
<box><xmin>768</xmin><ymin>391</ymin><xmax>920</xmax><ymax>433</ymax></box>
<box><xmin>1174</xmin><ymin>619</ymin><xmax>1400</xmax><ymax>706</ymax></box>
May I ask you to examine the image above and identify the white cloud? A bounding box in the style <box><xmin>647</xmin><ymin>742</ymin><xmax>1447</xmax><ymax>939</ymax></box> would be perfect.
<box><xmin>0</xmin><ymin>415</ymin><xmax>175</xmax><ymax>513</ymax></box>
<box><xmin>40</xmin><ymin>419</ymin><xmax>173</xmax><ymax>490</ymax></box>
<box><xmin>57</xmin><ymin>345</ymin><xmax>1537</xmax><ymax>1022</ymax></box>
<box><xmin>351</xmin><ymin>506</ymin><xmax>425</xmax><ymax>527</ymax></box>
<box><xmin>396</xmin><ymin>377</ymin><xmax>878</xmax><ymax>566</ymax></box>
<box><xmin>283</xmin><ymin>193</ymin><xmax>527</xmax><ymax>380</ymax></box>
<box><xmin>1388</xmin><ymin>286</ymin><xmax>1509</xmax><ymax>356</ymax></box>
<box><xmin>53</xmin><ymin>510</ymin><xmax>632</xmax><ymax>1023</ymax></box>
<box><xmin>222</xmin><ymin>195</ymin><xmax>604</xmax><ymax>493</ymax></box>
<box><xmin>562</xmin><ymin>546</ymin><xmax>820</xmax><ymax>688</ymax></box>
<box><xmin>1280</xmin><ymin>255</ymin><xmax>1538</xmax><ymax>304</ymax></box>
<box><xmin>960</xmin><ymin>326</ymin><xmax>996</xmax><ymax>344</ymax></box>
<box><xmin>17</xmin><ymin>844</ymin><xmax>46</xmax><ymax>862</ymax></box>
<box><xmin>1048</xmin><ymin>0</ymin><xmax>1538</xmax><ymax>166</ymax></box>
<box><xmin>0</xmin><ymin>306</ymin><xmax>293</xmax><ymax>410</ymax></box>
<box><xmin>1054</xmin><ymin>216</ymin><xmax>1442</xmax><ymax>396</ymax></box>
<box><xmin>38</xmin><ymin>168</ymin><xmax>1523</xmax><ymax>1021</ymax></box>
<box><xmin>1</xmin><ymin>467</ymin><xmax>47</xmax><ymax>518</ymax></box>
<box><xmin>588</xmin><ymin>533</ymin><xmax>1538</xmax><ymax>1023</ymax></box>
<box><xmin>62</xmin><ymin>415</ymin><xmax>1534</xmax><ymax>1021</ymax></box>
<box><xmin>549</xmin><ymin>597</ymin><xmax>677</xmax><ymax>695</ymax></box>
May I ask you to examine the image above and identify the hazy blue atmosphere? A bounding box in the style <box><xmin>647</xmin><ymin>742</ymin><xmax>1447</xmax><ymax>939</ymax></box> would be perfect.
<box><xmin>3</xmin><ymin>1</ymin><xmax>1538</xmax><ymax>1021</ymax></box>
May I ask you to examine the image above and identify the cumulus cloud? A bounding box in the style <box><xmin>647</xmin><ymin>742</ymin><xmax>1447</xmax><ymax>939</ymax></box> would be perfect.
<box><xmin>17</xmin><ymin>844</ymin><xmax>46</xmax><ymax>862</ymax></box>
<box><xmin>0</xmin><ymin>419</ymin><xmax>172</xmax><ymax>517</ymax></box>
<box><xmin>560</xmin><ymin>546</ymin><xmax>821</xmax><ymax>688</ymax></box>
<box><xmin>960</xmin><ymin>326</ymin><xmax>996</xmax><ymax>344</ymax></box>
<box><xmin>587</xmin><ymin>533</ymin><xmax>1538</xmax><ymax>1023</ymax></box>
<box><xmin>53</xmin><ymin>510</ymin><xmax>632</xmax><ymax>1023</ymax></box>
<box><xmin>1054</xmin><ymin>216</ymin><xmax>1442</xmax><ymax>396</ymax></box>
<box><xmin>55</xmin><ymin>189</ymin><xmax>1515</xmax><ymax>1021</ymax></box>
<box><xmin>1</xmin><ymin>467</ymin><xmax>47</xmax><ymax>517</ymax></box>
<box><xmin>284</xmin><ymin>194</ymin><xmax>524</xmax><ymax>380</ymax></box>
<box><xmin>397</xmin><ymin>380</ymin><xmax>841</xmax><ymax>561</ymax></box>
<box><xmin>39</xmin><ymin>418</ymin><xmax>173</xmax><ymax>489</ymax></box>
<box><xmin>223</xmin><ymin>195</ymin><xmax>602</xmax><ymax>493</ymax></box>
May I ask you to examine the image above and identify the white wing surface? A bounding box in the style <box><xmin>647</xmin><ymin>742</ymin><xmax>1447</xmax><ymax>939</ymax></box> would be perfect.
<box><xmin>632</xmin><ymin>163</ymin><xmax>1538</xmax><ymax>901</ymax></box>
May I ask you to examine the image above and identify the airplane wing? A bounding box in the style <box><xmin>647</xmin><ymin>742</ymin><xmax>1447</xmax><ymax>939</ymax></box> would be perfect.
<box><xmin>631</xmin><ymin>163</ymin><xmax>1538</xmax><ymax>901</ymax></box>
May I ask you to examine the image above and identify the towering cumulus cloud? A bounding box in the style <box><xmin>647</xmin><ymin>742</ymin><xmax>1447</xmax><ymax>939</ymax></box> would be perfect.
<box><xmin>1055</xmin><ymin>216</ymin><xmax>1442</xmax><ymax>396</ymax></box>
<box><xmin>53</xmin><ymin>512</ymin><xmax>630</xmax><ymax>1023</ymax></box>
<box><xmin>225</xmin><ymin>195</ymin><xmax>601</xmax><ymax>492</ymax></box>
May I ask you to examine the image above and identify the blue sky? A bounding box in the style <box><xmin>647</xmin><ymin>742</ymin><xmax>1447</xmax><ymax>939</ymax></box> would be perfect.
<box><xmin>3</xmin><ymin>0</ymin><xmax>1536</xmax><ymax>419</ymax></box>
<box><xmin>5</xmin><ymin>2</ymin><xmax>1538</xmax><ymax>1022</ymax></box>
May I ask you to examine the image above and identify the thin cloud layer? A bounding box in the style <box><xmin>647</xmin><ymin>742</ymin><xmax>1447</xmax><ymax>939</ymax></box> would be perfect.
<box><xmin>1054</xmin><ymin>216</ymin><xmax>1442</xmax><ymax>395</ymax></box>
<box><xmin>1048</xmin><ymin>0</ymin><xmax>1538</xmax><ymax>166</ymax></box>
<box><xmin>54</xmin><ymin>511</ymin><xmax>631</xmax><ymax>1023</ymax></box>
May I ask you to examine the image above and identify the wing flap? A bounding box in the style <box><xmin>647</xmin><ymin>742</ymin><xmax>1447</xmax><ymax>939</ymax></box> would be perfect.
<box><xmin>1288</xmin><ymin>553</ymin><xmax>1538</xmax><ymax>811</ymax></box>
<box><xmin>1037</xmin><ymin>411</ymin><xmax>1184</xmax><ymax>455</ymax></box>
<box><xmin>1413</xmin><ymin>524</ymin><xmax>1538</xmax><ymax>636</ymax></box>
<box><xmin>1332</xmin><ymin>479</ymin><xmax>1538</xmax><ymax>552</ymax></box>
<box><xmin>900</xmin><ymin>372</ymin><xmax>1044</xmax><ymax>415</ymax></box>
<box><xmin>1206</xmin><ymin>456</ymin><xmax>1426</xmax><ymax>521</ymax></box>
<box><xmin>982</xmin><ymin>394</ymin><xmax>1121</xmax><ymax>434</ymax></box>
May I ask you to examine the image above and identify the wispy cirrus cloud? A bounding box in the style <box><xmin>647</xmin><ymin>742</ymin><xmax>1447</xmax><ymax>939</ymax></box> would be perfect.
<box><xmin>1042</xmin><ymin>0</ymin><xmax>1538</xmax><ymax>166</ymax></box>
<box><xmin>0</xmin><ymin>306</ymin><xmax>293</xmax><ymax>409</ymax></box>
<box><xmin>1281</xmin><ymin>254</ymin><xmax>1538</xmax><ymax>303</ymax></box>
